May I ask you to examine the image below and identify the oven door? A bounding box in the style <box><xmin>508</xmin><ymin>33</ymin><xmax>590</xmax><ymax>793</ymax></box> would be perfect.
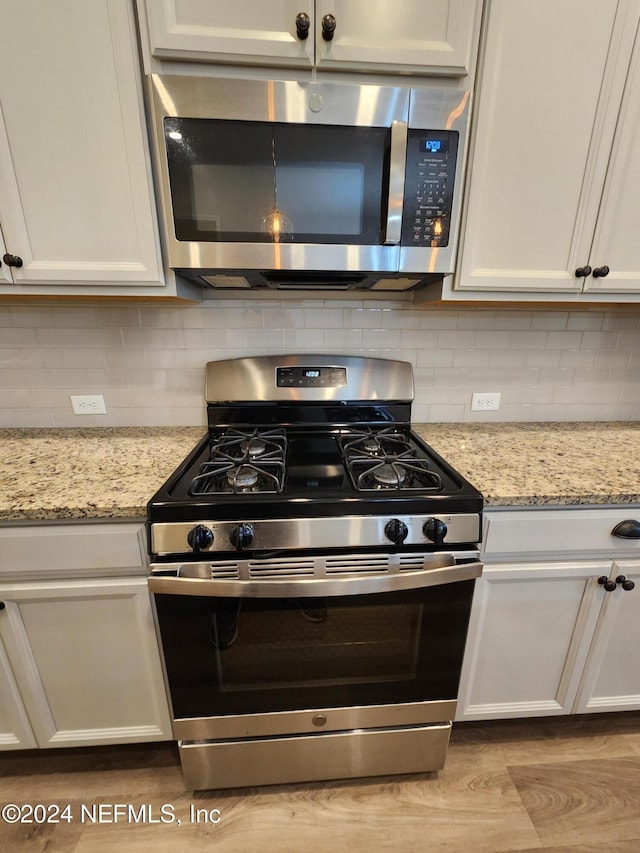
<box><xmin>149</xmin><ymin>553</ymin><xmax>481</xmax><ymax>740</ymax></box>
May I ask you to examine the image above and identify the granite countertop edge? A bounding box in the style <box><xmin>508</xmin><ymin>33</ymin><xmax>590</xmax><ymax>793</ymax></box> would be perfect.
<box><xmin>1</xmin><ymin>423</ymin><xmax>639</xmax><ymax>523</ymax></box>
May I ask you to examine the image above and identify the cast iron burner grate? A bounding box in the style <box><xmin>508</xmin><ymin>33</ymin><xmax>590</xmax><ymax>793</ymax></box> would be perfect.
<box><xmin>338</xmin><ymin>427</ymin><xmax>442</xmax><ymax>492</ymax></box>
<box><xmin>189</xmin><ymin>428</ymin><xmax>287</xmax><ymax>495</ymax></box>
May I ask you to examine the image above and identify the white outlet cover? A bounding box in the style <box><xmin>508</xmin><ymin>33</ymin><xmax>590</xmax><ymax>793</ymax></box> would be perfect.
<box><xmin>471</xmin><ymin>392</ymin><xmax>501</xmax><ymax>411</ymax></box>
<box><xmin>70</xmin><ymin>394</ymin><xmax>107</xmax><ymax>415</ymax></box>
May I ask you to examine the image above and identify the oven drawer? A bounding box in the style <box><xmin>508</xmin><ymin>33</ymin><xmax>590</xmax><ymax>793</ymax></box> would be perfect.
<box><xmin>180</xmin><ymin>723</ymin><xmax>451</xmax><ymax>790</ymax></box>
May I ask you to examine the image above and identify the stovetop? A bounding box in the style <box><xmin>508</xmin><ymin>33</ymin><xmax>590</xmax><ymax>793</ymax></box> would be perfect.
<box><xmin>148</xmin><ymin>424</ymin><xmax>482</xmax><ymax>523</ymax></box>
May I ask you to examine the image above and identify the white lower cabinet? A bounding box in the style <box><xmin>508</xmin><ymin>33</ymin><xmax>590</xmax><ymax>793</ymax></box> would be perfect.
<box><xmin>457</xmin><ymin>510</ymin><xmax>640</xmax><ymax>721</ymax></box>
<box><xmin>0</xmin><ymin>577</ymin><xmax>172</xmax><ymax>749</ymax></box>
<box><xmin>574</xmin><ymin>560</ymin><xmax>640</xmax><ymax>713</ymax></box>
<box><xmin>0</xmin><ymin>524</ymin><xmax>172</xmax><ymax>751</ymax></box>
<box><xmin>0</xmin><ymin>634</ymin><xmax>37</xmax><ymax>750</ymax></box>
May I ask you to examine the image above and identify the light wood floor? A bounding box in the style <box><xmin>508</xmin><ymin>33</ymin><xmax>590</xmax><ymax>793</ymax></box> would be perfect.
<box><xmin>2</xmin><ymin>713</ymin><xmax>640</xmax><ymax>852</ymax></box>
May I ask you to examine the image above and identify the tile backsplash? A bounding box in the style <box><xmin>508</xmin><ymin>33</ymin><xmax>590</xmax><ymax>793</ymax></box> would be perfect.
<box><xmin>1</xmin><ymin>298</ymin><xmax>639</xmax><ymax>427</ymax></box>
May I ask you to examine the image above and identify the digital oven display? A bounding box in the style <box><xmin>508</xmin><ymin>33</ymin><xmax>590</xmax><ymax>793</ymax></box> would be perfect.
<box><xmin>276</xmin><ymin>366</ymin><xmax>348</xmax><ymax>388</ymax></box>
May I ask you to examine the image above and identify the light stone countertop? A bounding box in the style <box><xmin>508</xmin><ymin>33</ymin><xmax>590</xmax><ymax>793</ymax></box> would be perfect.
<box><xmin>0</xmin><ymin>423</ymin><xmax>639</xmax><ymax>522</ymax></box>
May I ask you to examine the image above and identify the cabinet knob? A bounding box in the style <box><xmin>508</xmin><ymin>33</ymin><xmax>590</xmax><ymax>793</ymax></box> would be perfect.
<box><xmin>611</xmin><ymin>520</ymin><xmax>640</xmax><ymax>539</ymax></box>
<box><xmin>322</xmin><ymin>13</ymin><xmax>336</xmax><ymax>40</ymax></box>
<box><xmin>598</xmin><ymin>576</ymin><xmax>617</xmax><ymax>592</ymax></box>
<box><xmin>0</xmin><ymin>601</ymin><xmax>5</xmax><ymax>610</ymax></box>
<box><xmin>2</xmin><ymin>253</ymin><xmax>23</xmax><ymax>268</ymax></box>
<box><xmin>615</xmin><ymin>575</ymin><xmax>635</xmax><ymax>591</ymax></box>
<box><xmin>575</xmin><ymin>265</ymin><xmax>592</xmax><ymax>278</ymax></box>
<box><xmin>592</xmin><ymin>265</ymin><xmax>610</xmax><ymax>278</ymax></box>
<box><xmin>295</xmin><ymin>12</ymin><xmax>310</xmax><ymax>39</ymax></box>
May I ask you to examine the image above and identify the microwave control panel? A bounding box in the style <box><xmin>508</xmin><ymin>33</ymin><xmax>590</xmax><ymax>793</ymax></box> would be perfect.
<box><xmin>401</xmin><ymin>130</ymin><xmax>459</xmax><ymax>248</ymax></box>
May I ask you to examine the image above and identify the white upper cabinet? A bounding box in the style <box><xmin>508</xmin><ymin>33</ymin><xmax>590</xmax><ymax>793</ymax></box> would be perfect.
<box><xmin>0</xmin><ymin>0</ymin><xmax>173</xmax><ymax>296</ymax></box>
<box><xmin>583</xmin><ymin>38</ymin><xmax>640</xmax><ymax>295</ymax></box>
<box><xmin>141</xmin><ymin>0</ymin><xmax>480</xmax><ymax>76</ymax></box>
<box><xmin>143</xmin><ymin>0</ymin><xmax>315</xmax><ymax>67</ymax></box>
<box><xmin>453</xmin><ymin>0</ymin><xmax>640</xmax><ymax>301</ymax></box>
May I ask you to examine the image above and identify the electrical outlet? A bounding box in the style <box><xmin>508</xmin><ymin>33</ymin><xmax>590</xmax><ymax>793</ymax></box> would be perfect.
<box><xmin>70</xmin><ymin>394</ymin><xmax>107</xmax><ymax>415</ymax></box>
<box><xmin>471</xmin><ymin>392</ymin><xmax>501</xmax><ymax>412</ymax></box>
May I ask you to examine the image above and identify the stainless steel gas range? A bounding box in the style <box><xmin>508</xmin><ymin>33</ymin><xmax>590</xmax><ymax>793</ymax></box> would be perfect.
<box><xmin>147</xmin><ymin>354</ymin><xmax>483</xmax><ymax>791</ymax></box>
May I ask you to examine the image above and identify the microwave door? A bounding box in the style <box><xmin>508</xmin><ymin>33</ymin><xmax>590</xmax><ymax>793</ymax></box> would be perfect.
<box><xmin>149</xmin><ymin>76</ymin><xmax>417</xmax><ymax>277</ymax></box>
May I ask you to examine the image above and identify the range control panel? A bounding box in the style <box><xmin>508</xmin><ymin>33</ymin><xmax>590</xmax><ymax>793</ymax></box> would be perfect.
<box><xmin>401</xmin><ymin>130</ymin><xmax>459</xmax><ymax>248</ymax></box>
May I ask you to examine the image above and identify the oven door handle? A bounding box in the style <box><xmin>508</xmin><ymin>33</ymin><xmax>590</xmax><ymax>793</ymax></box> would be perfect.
<box><xmin>148</xmin><ymin>559</ymin><xmax>482</xmax><ymax>598</ymax></box>
<box><xmin>383</xmin><ymin>120</ymin><xmax>408</xmax><ymax>245</ymax></box>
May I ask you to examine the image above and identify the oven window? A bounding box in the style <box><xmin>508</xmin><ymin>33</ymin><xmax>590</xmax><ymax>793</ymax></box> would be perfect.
<box><xmin>154</xmin><ymin>581</ymin><xmax>475</xmax><ymax>719</ymax></box>
<box><xmin>163</xmin><ymin>118</ymin><xmax>389</xmax><ymax>245</ymax></box>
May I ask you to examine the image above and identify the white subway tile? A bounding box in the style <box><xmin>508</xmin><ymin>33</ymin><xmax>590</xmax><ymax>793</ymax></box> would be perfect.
<box><xmin>530</xmin><ymin>312</ymin><xmax>569</xmax><ymax>330</ymax></box>
<box><xmin>427</xmin><ymin>404</ymin><xmax>466</xmax><ymax>422</ymax></box>
<box><xmin>545</xmin><ymin>331</ymin><xmax>583</xmax><ymax>349</ymax></box>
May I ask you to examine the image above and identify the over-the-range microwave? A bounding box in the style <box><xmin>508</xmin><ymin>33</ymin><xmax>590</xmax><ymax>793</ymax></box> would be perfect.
<box><xmin>147</xmin><ymin>74</ymin><xmax>470</xmax><ymax>293</ymax></box>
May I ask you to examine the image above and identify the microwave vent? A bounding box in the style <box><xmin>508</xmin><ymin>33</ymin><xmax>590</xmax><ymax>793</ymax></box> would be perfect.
<box><xmin>201</xmin><ymin>275</ymin><xmax>251</xmax><ymax>289</ymax></box>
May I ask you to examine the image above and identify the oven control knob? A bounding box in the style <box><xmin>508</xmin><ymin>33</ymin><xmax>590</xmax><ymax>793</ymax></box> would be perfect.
<box><xmin>187</xmin><ymin>524</ymin><xmax>214</xmax><ymax>552</ymax></box>
<box><xmin>424</xmin><ymin>517</ymin><xmax>448</xmax><ymax>545</ymax></box>
<box><xmin>385</xmin><ymin>519</ymin><xmax>409</xmax><ymax>546</ymax></box>
<box><xmin>230</xmin><ymin>523</ymin><xmax>255</xmax><ymax>551</ymax></box>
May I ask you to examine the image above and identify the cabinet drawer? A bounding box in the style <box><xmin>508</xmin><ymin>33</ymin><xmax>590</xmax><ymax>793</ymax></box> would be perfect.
<box><xmin>483</xmin><ymin>509</ymin><xmax>640</xmax><ymax>558</ymax></box>
<box><xmin>0</xmin><ymin>524</ymin><xmax>147</xmax><ymax>580</ymax></box>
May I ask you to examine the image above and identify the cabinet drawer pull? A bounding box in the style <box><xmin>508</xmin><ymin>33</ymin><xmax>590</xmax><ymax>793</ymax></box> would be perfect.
<box><xmin>611</xmin><ymin>520</ymin><xmax>640</xmax><ymax>539</ymax></box>
<box><xmin>2</xmin><ymin>253</ymin><xmax>23</xmax><ymax>268</ymax></box>
<box><xmin>0</xmin><ymin>601</ymin><xmax>5</xmax><ymax>610</ymax></box>
<box><xmin>598</xmin><ymin>576</ymin><xmax>616</xmax><ymax>592</ymax></box>
<box><xmin>592</xmin><ymin>265</ymin><xmax>610</xmax><ymax>278</ymax></box>
<box><xmin>615</xmin><ymin>575</ymin><xmax>635</xmax><ymax>591</ymax></box>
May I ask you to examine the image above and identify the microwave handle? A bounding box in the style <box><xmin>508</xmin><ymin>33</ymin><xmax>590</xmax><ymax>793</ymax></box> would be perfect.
<box><xmin>384</xmin><ymin>120</ymin><xmax>408</xmax><ymax>245</ymax></box>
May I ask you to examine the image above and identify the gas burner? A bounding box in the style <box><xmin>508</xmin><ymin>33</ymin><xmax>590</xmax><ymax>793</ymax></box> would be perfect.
<box><xmin>373</xmin><ymin>463</ymin><xmax>407</xmax><ymax>487</ymax></box>
<box><xmin>240</xmin><ymin>437</ymin><xmax>266</xmax><ymax>457</ymax></box>
<box><xmin>228</xmin><ymin>465</ymin><xmax>259</xmax><ymax>489</ymax></box>
<box><xmin>189</xmin><ymin>458</ymin><xmax>285</xmax><ymax>495</ymax></box>
<box><xmin>338</xmin><ymin>427</ymin><xmax>413</xmax><ymax>458</ymax></box>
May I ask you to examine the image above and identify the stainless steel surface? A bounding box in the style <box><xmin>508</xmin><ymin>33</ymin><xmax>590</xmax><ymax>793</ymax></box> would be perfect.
<box><xmin>148</xmin><ymin>558</ymin><xmax>482</xmax><ymax>598</ymax></box>
<box><xmin>173</xmin><ymin>700</ymin><xmax>457</xmax><ymax>741</ymax></box>
<box><xmin>205</xmin><ymin>353</ymin><xmax>414</xmax><ymax>403</ymax></box>
<box><xmin>179</xmin><ymin>723</ymin><xmax>451</xmax><ymax>790</ymax></box>
<box><xmin>151</xmin><ymin>514</ymin><xmax>481</xmax><ymax>555</ymax></box>
<box><xmin>384</xmin><ymin>120</ymin><xmax>408</xmax><ymax>245</ymax></box>
<box><xmin>147</xmin><ymin>75</ymin><xmax>470</xmax><ymax>282</ymax></box>
<box><xmin>150</xmin><ymin>75</ymin><xmax>409</xmax><ymax>127</ymax></box>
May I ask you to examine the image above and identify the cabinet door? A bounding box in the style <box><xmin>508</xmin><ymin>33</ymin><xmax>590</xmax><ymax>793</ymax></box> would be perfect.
<box><xmin>574</xmin><ymin>562</ymin><xmax>640</xmax><ymax>712</ymax></box>
<box><xmin>315</xmin><ymin>0</ymin><xmax>479</xmax><ymax>75</ymax></box>
<box><xmin>0</xmin><ymin>635</ymin><xmax>37</xmax><ymax>750</ymax></box>
<box><xmin>0</xmin><ymin>0</ymin><xmax>162</xmax><ymax>288</ymax></box>
<box><xmin>455</xmin><ymin>0</ymin><xmax>640</xmax><ymax>295</ymax></box>
<box><xmin>584</xmin><ymin>23</ymin><xmax>640</xmax><ymax>294</ymax></box>
<box><xmin>0</xmin><ymin>578</ymin><xmax>171</xmax><ymax>748</ymax></box>
<box><xmin>144</xmin><ymin>0</ymin><xmax>314</xmax><ymax>67</ymax></box>
<box><xmin>456</xmin><ymin>562</ymin><xmax>608</xmax><ymax>720</ymax></box>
